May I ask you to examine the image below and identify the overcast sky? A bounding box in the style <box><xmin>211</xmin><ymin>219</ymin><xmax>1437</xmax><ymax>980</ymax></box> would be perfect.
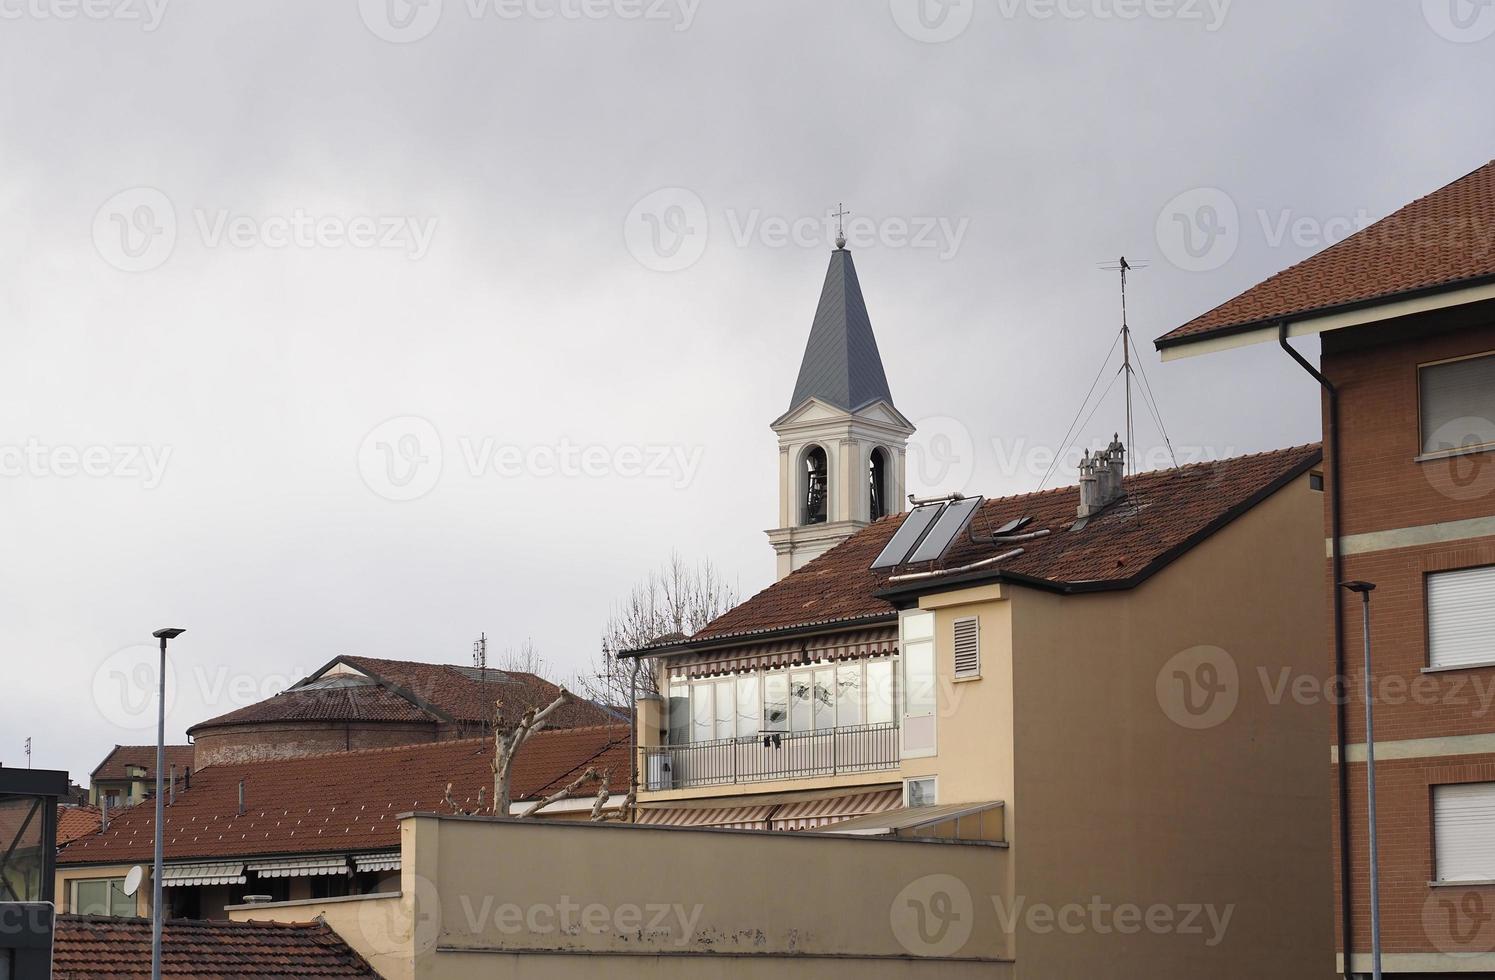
<box><xmin>4</xmin><ymin>0</ymin><xmax>1493</xmax><ymax>780</ymax></box>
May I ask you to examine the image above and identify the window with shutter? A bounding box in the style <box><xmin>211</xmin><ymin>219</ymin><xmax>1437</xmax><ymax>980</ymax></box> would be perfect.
<box><xmin>1420</xmin><ymin>353</ymin><xmax>1495</xmax><ymax>456</ymax></box>
<box><xmin>1428</xmin><ymin>565</ymin><xmax>1495</xmax><ymax>669</ymax></box>
<box><xmin>953</xmin><ymin>617</ymin><xmax>980</xmax><ymax>679</ymax></box>
<box><xmin>1434</xmin><ymin>782</ymin><xmax>1495</xmax><ymax>882</ymax></box>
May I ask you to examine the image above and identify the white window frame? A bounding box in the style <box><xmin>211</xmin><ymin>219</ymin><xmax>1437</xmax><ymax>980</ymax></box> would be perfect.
<box><xmin>1433</xmin><ymin>781</ymin><xmax>1495</xmax><ymax>883</ymax></box>
<box><xmin>1425</xmin><ymin>565</ymin><xmax>1495</xmax><ymax>672</ymax></box>
<box><xmin>900</xmin><ymin>610</ymin><xmax>938</xmax><ymax>759</ymax></box>
<box><xmin>904</xmin><ymin>775</ymin><xmax>938</xmax><ymax>808</ymax></box>
<box><xmin>1417</xmin><ymin>350</ymin><xmax>1495</xmax><ymax>460</ymax></box>
<box><xmin>72</xmin><ymin>876</ymin><xmax>131</xmax><ymax>916</ymax></box>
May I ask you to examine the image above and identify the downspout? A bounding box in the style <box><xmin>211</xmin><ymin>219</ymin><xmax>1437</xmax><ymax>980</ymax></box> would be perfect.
<box><xmin>628</xmin><ymin>655</ymin><xmax>640</xmax><ymax>823</ymax></box>
<box><xmin>1279</xmin><ymin>321</ymin><xmax>1353</xmax><ymax>979</ymax></box>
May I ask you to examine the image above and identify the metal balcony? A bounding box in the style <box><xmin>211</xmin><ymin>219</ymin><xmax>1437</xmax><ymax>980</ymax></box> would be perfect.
<box><xmin>645</xmin><ymin>722</ymin><xmax>900</xmax><ymax>790</ymax></box>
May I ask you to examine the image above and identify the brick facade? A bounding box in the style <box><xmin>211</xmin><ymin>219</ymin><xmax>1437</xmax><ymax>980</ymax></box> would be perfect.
<box><xmin>1323</xmin><ymin>310</ymin><xmax>1495</xmax><ymax>968</ymax></box>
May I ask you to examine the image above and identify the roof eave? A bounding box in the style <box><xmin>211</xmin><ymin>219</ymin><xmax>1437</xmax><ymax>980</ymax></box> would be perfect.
<box><xmin>619</xmin><ymin>612</ymin><xmax>901</xmax><ymax>659</ymax></box>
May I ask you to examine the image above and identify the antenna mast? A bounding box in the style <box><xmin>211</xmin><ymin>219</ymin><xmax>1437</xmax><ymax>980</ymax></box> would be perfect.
<box><xmin>1119</xmin><ymin>256</ymin><xmax>1135</xmax><ymax>477</ymax></box>
<box><xmin>472</xmin><ymin>632</ymin><xmax>487</xmax><ymax>670</ymax></box>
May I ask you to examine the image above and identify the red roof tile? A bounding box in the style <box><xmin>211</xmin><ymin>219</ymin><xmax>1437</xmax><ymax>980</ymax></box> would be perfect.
<box><xmin>1158</xmin><ymin>160</ymin><xmax>1495</xmax><ymax>348</ymax></box>
<box><xmin>685</xmin><ymin>444</ymin><xmax>1321</xmax><ymax>643</ymax></box>
<box><xmin>52</xmin><ymin>914</ymin><xmax>379</xmax><ymax>979</ymax></box>
<box><xmin>59</xmin><ymin>725</ymin><xmax>630</xmax><ymax>866</ymax></box>
<box><xmin>57</xmin><ymin>805</ymin><xmax>103</xmax><ymax>845</ymax></box>
<box><xmin>91</xmin><ymin>745</ymin><xmax>197</xmax><ymax>782</ymax></box>
<box><xmin>189</xmin><ymin>657</ymin><xmax>620</xmax><ymax>735</ymax></box>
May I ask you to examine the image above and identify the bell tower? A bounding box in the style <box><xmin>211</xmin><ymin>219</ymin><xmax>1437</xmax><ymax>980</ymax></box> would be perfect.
<box><xmin>767</xmin><ymin>239</ymin><xmax>914</xmax><ymax>580</ymax></box>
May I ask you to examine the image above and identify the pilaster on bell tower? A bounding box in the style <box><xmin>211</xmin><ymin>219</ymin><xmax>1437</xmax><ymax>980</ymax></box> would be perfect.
<box><xmin>767</xmin><ymin>223</ymin><xmax>915</xmax><ymax>580</ymax></box>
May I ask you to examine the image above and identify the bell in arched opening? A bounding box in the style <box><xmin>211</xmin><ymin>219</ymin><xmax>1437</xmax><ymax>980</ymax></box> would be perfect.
<box><xmin>803</xmin><ymin>446</ymin><xmax>828</xmax><ymax>525</ymax></box>
<box><xmin>868</xmin><ymin>447</ymin><xmax>889</xmax><ymax>521</ymax></box>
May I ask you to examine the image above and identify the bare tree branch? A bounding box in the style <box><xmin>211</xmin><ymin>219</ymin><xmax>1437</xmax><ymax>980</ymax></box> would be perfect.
<box><xmin>491</xmin><ymin>689</ymin><xmax>575</xmax><ymax>814</ymax></box>
<box><xmin>518</xmin><ymin>766</ymin><xmax>602</xmax><ymax>819</ymax></box>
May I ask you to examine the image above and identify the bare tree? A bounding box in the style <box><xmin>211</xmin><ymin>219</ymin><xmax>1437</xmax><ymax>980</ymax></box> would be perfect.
<box><xmin>489</xmin><ymin>690</ymin><xmax>576</xmax><ymax>815</ymax></box>
<box><xmin>579</xmin><ymin>551</ymin><xmax>739</xmax><ymax>706</ymax></box>
<box><xmin>492</xmin><ymin>637</ymin><xmax>551</xmax><ymax>677</ymax></box>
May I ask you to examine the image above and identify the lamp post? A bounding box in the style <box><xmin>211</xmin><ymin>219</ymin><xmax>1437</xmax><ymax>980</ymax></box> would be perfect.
<box><xmin>1340</xmin><ymin>582</ymin><xmax>1380</xmax><ymax>980</ymax></box>
<box><xmin>149</xmin><ymin>627</ymin><xmax>184</xmax><ymax>980</ymax></box>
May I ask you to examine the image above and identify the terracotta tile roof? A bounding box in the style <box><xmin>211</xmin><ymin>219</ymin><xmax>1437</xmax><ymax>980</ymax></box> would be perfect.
<box><xmin>52</xmin><ymin>914</ymin><xmax>379</xmax><ymax>979</ymax></box>
<box><xmin>189</xmin><ymin>656</ymin><xmax>621</xmax><ymax>735</ymax></box>
<box><xmin>1157</xmin><ymin>160</ymin><xmax>1495</xmax><ymax>348</ymax></box>
<box><xmin>684</xmin><ymin>444</ymin><xmax>1321</xmax><ymax>643</ymax></box>
<box><xmin>188</xmin><ymin>684</ymin><xmax>438</xmax><ymax>731</ymax></box>
<box><xmin>58</xmin><ymin>725</ymin><xmax>630</xmax><ymax>866</ymax></box>
<box><xmin>91</xmin><ymin>745</ymin><xmax>197</xmax><ymax>782</ymax></box>
<box><xmin>57</xmin><ymin>804</ymin><xmax>103</xmax><ymax>844</ymax></box>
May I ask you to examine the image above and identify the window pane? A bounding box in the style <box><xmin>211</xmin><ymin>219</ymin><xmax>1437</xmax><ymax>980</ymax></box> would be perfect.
<box><xmin>75</xmin><ymin>880</ymin><xmax>108</xmax><ymax>915</ymax></box>
<box><xmin>904</xmin><ymin>639</ymin><xmax>936</xmax><ymax>718</ymax></box>
<box><xmin>667</xmin><ymin>681</ymin><xmax>690</xmax><ymax>745</ymax></box>
<box><xmin>790</xmin><ymin>671</ymin><xmax>813</xmax><ymax>732</ymax></box>
<box><xmin>907</xmin><ymin>778</ymin><xmax>937</xmax><ymax>807</ymax></box>
<box><xmin>736</xmin><ymin>674</ymin><xmax>760</xmax><ymax>737</ymax></box>
<box><xmin>813</xmin><ymin>668</ymin><xmax>836</xmax><ymax>730</ymax></box>
<box><xmin>836</xmin><ymin>664</ymin><xmax>863</xmax><ymax>727</ymax></box>
<box><xmin>763</xmin><ymin>672</ymin><xmax>788</xmax><ymax>732</ymax></box>
<box><xmin>866</xmin><ymin>660</ymin><xmax>894</xmax><ymax>725</ymax></box>
<box><xmin>903</xmin><ymin>612</ymin><xmax>935</xmax><ymax>641</ymax></box>
<box><xmin>1422</xmin><ymin>354</ymin><xmax>1495</xmax><ymax>454</ymax></box>
<box><xmin>691</xmin><ymin>683</ymin><xmax>713</xmax><ymax>742</ymax></box>
<box><xmin>715</xmin><ymin>679</ymin><xmax>735</xmax><ymax>740</ymax></box>
<box><xmin>108</xmin><ymin>880</ymin><xmax>132</xmax><ymax>916</ymax></box>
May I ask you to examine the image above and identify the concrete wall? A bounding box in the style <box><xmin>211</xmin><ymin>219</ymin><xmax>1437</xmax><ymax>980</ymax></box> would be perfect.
<box><xmin>1008</xmin><ymin>473</ymin><xmax>1333</xmax><ymax>979</ymax></box>
<box><xmin>229</xmin><ymin>892</ymin><xmax>410</xmax><ymax>979</ymax></box>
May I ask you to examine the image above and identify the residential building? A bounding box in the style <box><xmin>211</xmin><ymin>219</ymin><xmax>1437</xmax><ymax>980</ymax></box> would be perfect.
<box><xmin>1156</xmin><ymin>158</ymin><xmax>1495</xmax><ymax>977</ymax></box>
<box><xmin>89</xmin><ymin>744</ymin><xmax>195</xmax><ymax>808</ymax></box>
<box><xmin>188</xmin><ymin>654</ymin><xmax>620</xmax><ymax>769</ymax></box>
<box><xmin>57</xmin><ymin>724</ymin><xmax>629</xmax><ymax>922</ymax></box>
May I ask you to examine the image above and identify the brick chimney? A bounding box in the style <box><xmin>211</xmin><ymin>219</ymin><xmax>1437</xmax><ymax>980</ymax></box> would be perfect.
<box><xmin>1077</xmin><ymin>436</ymin><xmax>1127</xmax><ymax>519</ymax></box>
<box><xmin>1077</xmin><ymin>450</ymin><xmax>1101</xmax><ymax>518</ymax></box>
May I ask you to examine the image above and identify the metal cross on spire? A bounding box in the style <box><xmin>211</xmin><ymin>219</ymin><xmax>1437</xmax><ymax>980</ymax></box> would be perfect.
<box><xmin>832</xmin><ymin>202</ymin><xmax>850</xmax><ymax>249</ymax></box>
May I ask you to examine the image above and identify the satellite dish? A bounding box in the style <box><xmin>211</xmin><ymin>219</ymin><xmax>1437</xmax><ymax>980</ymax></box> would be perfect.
<box><xmin>122</xmin><ymin>865</ymin><xmax>145</xmax><ymax>896</ymax></box>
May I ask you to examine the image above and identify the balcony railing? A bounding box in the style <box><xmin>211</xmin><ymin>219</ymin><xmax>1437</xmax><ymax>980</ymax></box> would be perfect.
<box><xmin>645</xmin><ymin>722</ymin><xmax>900</xmax><ymax>790</ymax></box>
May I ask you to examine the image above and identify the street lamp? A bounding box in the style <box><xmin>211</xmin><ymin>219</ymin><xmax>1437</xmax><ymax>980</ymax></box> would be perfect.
<box><xmin>1340</xmin><ymin>582</ymin><xmax>1380</xmax><ymax>980</ymax></box>
<box><xmin>149</xmin><ymin>627</ymin><xmax>184</xmax><ymax>980</ymax></box>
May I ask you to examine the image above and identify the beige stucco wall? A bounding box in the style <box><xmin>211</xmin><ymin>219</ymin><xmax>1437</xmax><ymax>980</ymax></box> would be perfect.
<box><xmin>228</xmin><ymin>891</ymin><xmax>410</xmax><ymax>980</ymax></box>
<box><xmin>55</xmin><ymin>862</ymin><xmax>149</xmax><ymax>918</ymax></box>
<box><xmin>1005</xmin><ymin>473</ymin><xmax>1333</xmax><ymax>978</ymax></box>
<box><xmin>398</xmin><ymin>813</ymin><xmax>1011</xmax><ymax>979</ymax></box>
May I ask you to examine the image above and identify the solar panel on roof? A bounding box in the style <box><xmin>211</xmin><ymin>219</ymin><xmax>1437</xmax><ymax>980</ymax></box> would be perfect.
<box><xmin>870</xmin><ymin>503</ymin><xmax>946</xmax><ymax>569</ymax></box>
<box><xmin>906</xmin><ymin>495</ymin><xmax>985</xmax><ymax>564</ymax></box>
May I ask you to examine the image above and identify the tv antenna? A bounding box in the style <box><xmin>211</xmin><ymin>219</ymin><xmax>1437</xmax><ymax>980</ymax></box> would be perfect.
<box><xmin>24</xmin><ymin>736</ymin><xmax>31</xmax><ymax>768</ymax></box>
<box><xmin>472</xmin><ymin>632</ymin><xmax>487</xmax><ymax>670</ymax></box>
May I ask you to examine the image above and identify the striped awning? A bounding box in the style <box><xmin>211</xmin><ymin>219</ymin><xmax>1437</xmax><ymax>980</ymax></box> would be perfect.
<box><xmin>769</xmin><ymin>788</ymin><xmax>903</xmax><ymax>831</ymax></box>
<box><xmin>161</xmin><ymin>862</ymin><xmax>245</xmax><ymax>887</ymax></box>
<box><xmin>352</xmin><ymin>852</ymin><xmax>401</xmax><ymax>873</ymax></box>
<box><xmin>675</xmin><ymin>626</ymin><xmax>898</xmax><ymax>679</ymax></box>
<box><xmin>246</xmin><ymin>855</ymin><xmax>347</xmax><ymax>878</ymax></box>
<box><xmin>635</xmin><ymin>804</ymin><xmax>776</xmax><ymax>830</ymax></box>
